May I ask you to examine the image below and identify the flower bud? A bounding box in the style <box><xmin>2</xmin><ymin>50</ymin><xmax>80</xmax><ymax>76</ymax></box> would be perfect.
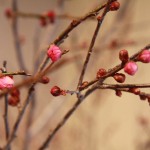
<box><xmin>113</xmin><ymin>73</ymin><xmax>126</xmax><ymax>83</ymax></box>
<box><xmin>139</xmin><ymin>95</ymin><xmax>147</xmax><ymax>101</ymax></box>
<box><xmin>119</xmin><ymin>49</ymin><xmax>129</xmax><ymax>63</ymax></box>
<box><xmin>47</xmin><ymin>10</ymin><xmax>55</xmax><ymax>23</ymax></box>
<box><xmin>10</xmin><ymin>87</ymin><xmax>20</xmax><ymax>97</ymax></box>
<box><xmin>5</xmin><ymin>8</ymin><xmax>13</xmax><ymax>18</ymax></box>
<box><xmin>40</xmin><ymin>16</ymin><xmax>47</xmax><ymax>27</ymax></box>
<box><xmin>50</xmin><ymin>86</ymin><xmax>62</xmax><ymax>96</ymax></box>
<box><xmin>124</xmin><ymin>61</ymin><xmax>138</xmax><ymax>76</ymax></box>
<box><xmin>115</xmin><ymin>90</ymin><xmax>122</xmax><ymax>97</ymax></box>
<box><xmin>109</xmin><ymin>1</ymin><xmax>120</xmax><ymax>11</ymax></box>
<box><xmin>0</xmin><ymin>76</ymin><xmax>14</xmax><ymax>89</ymax></box>
<box><xmin>47</xmin><ymin>44</ymin><xmax>62</xmax><ymax>62</ymax></box>
<box><xmin>129</xmin><ymin>88</ymin><xmax>140</xmax><ymax>95</ymax></box>
<box><xmin>138</xmin><ymin>50</ymin><xmax>150</xmax><ymax>63</ymax></box>
<box><xmin>79</xmin><ymin>81</ymin><xmax>89</xmax><ymax>90</ymax></box>
<box><xmin>40</xmin><ymin>76</ymin><xmax>50</xmax><ymax>84</ymax></box>
<box><xmin>96</xmin><ymin>68</ymin><xmax>107</xmax><ymax>79</ymax></box>
<box><xmin>8</xmin><ymin>96</ymin><xmax>20</xmax><ymax>106</ymax></box>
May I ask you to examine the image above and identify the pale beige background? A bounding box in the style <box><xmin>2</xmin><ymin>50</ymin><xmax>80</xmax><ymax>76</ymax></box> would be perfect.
<box><xmin>0</xmin><ymin>0</ymin><xmax>150</xmax><ymax>150</ymax></box>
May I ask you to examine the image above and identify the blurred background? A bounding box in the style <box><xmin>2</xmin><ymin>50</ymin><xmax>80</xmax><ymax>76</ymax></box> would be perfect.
<box><xmin>0</xmin><ymin>0</ymin><xmax>150</xmax><ymax>149</ymax></box>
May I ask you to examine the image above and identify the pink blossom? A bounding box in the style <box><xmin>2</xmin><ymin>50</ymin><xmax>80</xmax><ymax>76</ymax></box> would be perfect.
<box><xmin>124</xmin><ymin>61</ymin><xmax>138</xmax><ymax>75</ymax></box>
<box><xmin>138</xmin><ymin>50</ymin><xmax>150</xmax><ymax>63</ymax></box>
<box><xmin>0</xmin><ymin>76</ymin><xmax>14</xmax><ymax>89</ymax></box>
<box><xmin>47</xmin><ymin>44</ymin><xmax>62</xmax><ymax>62</ymax></box>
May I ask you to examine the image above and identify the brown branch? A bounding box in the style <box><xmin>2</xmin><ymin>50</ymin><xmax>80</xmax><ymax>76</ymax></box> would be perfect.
<box><xmin>77</xmin><ymin>0</ymin><xmax>111</xmax><ymax>91</ymax></box>
<box><xmin>2</xmin><ymin>61</ymin><xmax>11</xmax><ymax>150</ymax></box>
<box><xmin>13</xmin><ymin>11</ymin><xmax>86</xmax><ymax>20</ymax></box>
<box><xmin>99</xmin><ymin>83</ymin><xmax>150</xmax><ymax>89</ymax></box>
<box><xmin>12</xmin><ymin>0</ymin><xmax>27</xmax><ymax>71</ymax></box>
<box><xmin>99</xmin><ymin>87</ymin><xmax>150</xmax><ymax>99</ymax></box>
<box><xmin>78</xmin><ymin>44</ymin><xmax>150</xmax><ymax>91</ymax></box>
<box><xmin>0</xmin><ymin>71</ymin><xmax>31</xmax><ymax>78</ymax></box>
<box><xmin>3</xmin><ymin>95</ymin><xmax>9</xmax><ymax>140</ymax></box>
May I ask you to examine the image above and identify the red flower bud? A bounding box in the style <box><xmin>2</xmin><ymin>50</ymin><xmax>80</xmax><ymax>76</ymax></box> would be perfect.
<box><xmin>138</xmin><ymin>50</ymin><xmax>150</xmax><ymax>63</ymax></box>
<box><xmin>5</xmin><ymin>8</ymin><xmax>13</xmax><ymax>18</ymax></box>
<box><xmin>129</xmin><ymin>88</ymin><xmax>140</xmax><ymax>95</ymax></box>
<box><xmin>109</xmin><ymin>1</ymin><xmax>120</xmax><ymax>11</ymax></box>
<box><xmin>119</xmin><ymin>49</ymin><xmax>129</xmax><ymax>63</ymax></box>
<box><xmin>97</xmin><ymin>16</ymin><xmax>102</xmax><ymax>21</ymax></box>
<box><xmin>115</xmin><ymin>90</ymin><xmax>122</xmax><ymax>97</ymax></box>
<box><xmin>113</xmin><ymin>73</ymin><xmax>126</xmax><ymax>83</ymax></box>
<box><xmin>96</xmin><ymin>68</ymin><xmax>107</xmax><ymax>79</ymax></box>
<box><xmin>139</xmin><ymin>95</ymin><xmax>147</xmax><ymax>101</ymax></box>
<box><xmin>47</xmin><ymin>10</ymin><xmax>55</xmax><ymax>23</ymax></box>
<box><xmin>51</xmin><ymin>86</ymin><xmax>62</xmax><ymax>96</ymax></box>
<box><xmin>124</xmin><ymin>61</ymin><xmax>138</xmax><ymax>76</ymax></box>
<box><xmin>40</xmin><ymin>76</ymin><xmax>50</xmax><ymax>84</ymax></box>
<box><xmin>79</xmin><ymin>81</ymin><xmax>89</xmax><ymax>90</ymax></box>
<box><xmin>10</xmin><ymin>87</ymin><xmax>20</xmax><ymax>97</ymax></box>
<box><xmin>40</xmin><ymin>16</ymin><xmax>47</xmax><ymax>27</ymax></box>
<box><xmin>8</xmin><ymin>96</ymin><xmax>20</xmax><ymax>106</ymax></box>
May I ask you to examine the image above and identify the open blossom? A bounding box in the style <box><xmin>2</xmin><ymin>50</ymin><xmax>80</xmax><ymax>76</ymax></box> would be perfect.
<box><xmin>47</xmin><ymin>44</ymin><xmax>62</xmax><ymax>62</ymax></box>
<box><xmin>0</xmin><ymin>76</ymin><xmax>14</xmax><ymax>89</ymax></box>
<box><xmin>124</xmin><ymin>61</ymin><xmax>138</xmax><ymax>75</ymax></box>
<box><xmin>138</xmin><ymin>50</ymin><xmax>150</xmax><ymax>63</ymax></box>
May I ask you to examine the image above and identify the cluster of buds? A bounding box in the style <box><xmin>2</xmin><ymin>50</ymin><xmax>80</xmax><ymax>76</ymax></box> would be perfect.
<box><xmin>8</xmin><ymin>88</ymin><xmax>20</xmax><ymax>106</ymax></box>
<box><xmin>40</xmin><ymin>10</ymin><xmax>56</xmax><ymax>27</ymax></box>
<box><xmin>47</xmin><ymin>44</ymin><xmax>62</xmax><ymax>62</ymax></box>
<box><xmin>119</xmin><ymin>49</ymin><xmax>150</xmax><ymax>76</ymax></box>
<box><xmin>109</xmin><ymin>1</ymin><xmax>120</xmax><ymax>11</ymax></box>
<box><xmin>50</xmin><ymin>86</ymin><xmax>66</xmax><ymax>97</ymax></box>
<box><xmin>119</xmin><ymin>49</ymin><xmax>138</xmax><ymax>75</ymax></box>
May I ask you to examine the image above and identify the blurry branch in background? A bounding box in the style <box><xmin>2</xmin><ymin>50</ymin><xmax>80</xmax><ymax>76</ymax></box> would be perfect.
<box><xmin>12</xmin><ymin>0</ymin><xmax>27</xmax><ymax>71</ymax></box>
<box><xmin>2</xmin><ymin>61</ymin><xmax>11</xmax><ymax>150</ymax></box>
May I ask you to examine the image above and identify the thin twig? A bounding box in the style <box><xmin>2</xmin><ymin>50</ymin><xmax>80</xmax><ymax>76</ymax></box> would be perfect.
<box><xmin>3</xmin><ymin>95</ymin><xmax>9</xmax><ymax>141</ymax></box>
<box><xmin>77</xmin><ymin>0</ymin><xmax>112</xmax><ymax>91</ymax></box>
<box><xmin>0</xmin><ymin>71</ymin><xmax>31</xmax><ymax>78</ymax></box>
<box><xmin>2</xmin><ymin>61</ymin><xmax>11</xmax><ymax>150</ymax></box>
<box><xmin>3</xmin><ymin>95</ymin><xmax>11</xmax><ymax>150</ymax></box>
<box><xmin>12</xmin><ymin>0</ymin><xmax>27</xmax><ymax>71</ymax></box>
<box><xmin>100</xmin><ymin>83</ymin><xmax>150</xmax><ymax>89</ymax></box>
<box><xmin>3</xmin><ymin>85</ymin><xmax>35</xmax><ymax>150</ymax></box>
<box><xmin>13</xmin><ymin>11</ymin><xmax>86</xmax><ymax>20</ymax></box>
